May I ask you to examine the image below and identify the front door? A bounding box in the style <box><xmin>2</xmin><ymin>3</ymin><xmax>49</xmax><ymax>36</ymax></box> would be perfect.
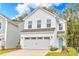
<box><xmin>59</xmin><ymin>38</ymin><xmax>63</xmax><ymax>48</ymax></box>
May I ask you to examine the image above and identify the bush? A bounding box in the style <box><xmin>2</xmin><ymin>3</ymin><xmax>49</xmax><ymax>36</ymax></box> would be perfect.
<box><xmin>76</xmin><ymin>47</ymin><xmax>79</xmax><ymax>52</ymax></box>
<box><xmin>67</xmin><ymin>47</ymin><xmax>78</xmax><ymax>56</ymax></box>
<box><xmin>1</xmin><ymin>46</ymin><xmax>5</xmax><ymax>50</ymax></box>
<box><xmin>46</xmin><ymin>47</ymin><xmax>78</xmax><ymax>56</ymax></box>
<box><xmin>61</xmin><ymin>46</ymin><xmax>69</xmax><ymax>53</ymax></box>
<box><xmin>16</xmin><ymin>41</ymin><xmax>21</xmax><ymax>49</ymax></box>
<box><xmin>50</xmin><ymin>46</ymin><xmax>58</xmax><ymax>51</ymax></box>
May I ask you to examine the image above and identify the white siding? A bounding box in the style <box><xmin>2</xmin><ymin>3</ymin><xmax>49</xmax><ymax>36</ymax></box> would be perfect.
<box><xmin>18</xmin><ymin>22</ymin><xmax>24</xmax><ymax>31</ymax></box>
<box><xmin>5</xmin><ymin>22</ymin><xmax>19</xmax><ymax>49</ymax></box>
<box><xmin>0</xmin><ymin>15</ymin><xmax>6</xmax><ymax>34</ymax></box>
<box><xmin>24</xmin><ymin>9</ymin><xmax>56</xmax><ymax>29</ymax></box>
<box><xmin>0</xmin><ymin>15</ymin><xmax>7</xmax><ymax>49</ymax></box>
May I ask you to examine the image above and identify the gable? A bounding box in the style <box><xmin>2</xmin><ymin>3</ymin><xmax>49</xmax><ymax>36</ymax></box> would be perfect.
<box><xmin>0</xmin><ymin>13</ymin><xmax>18</xmax><ymax>27</ymax></box>
<box><xmin>23</xmin><ymin>8</ymin><xmax>58</xmax><ymax>29</ymax></box>
<box><xmin>23</xmin><ymin>7</ymin><xmax>56</xmax><ymax>21</ymax></box>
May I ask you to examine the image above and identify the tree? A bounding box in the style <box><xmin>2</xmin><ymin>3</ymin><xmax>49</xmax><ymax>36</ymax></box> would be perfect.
<box><xmin>63</xmin><ymin>4</ymin><xmax>74</xmax><ymax>47</ymax></box>
<box><xmin>12</xmin><ymin>13</ymin><xmax>28</xmax><ymax>21</ymax></box>
<box><xmin>65</xmin><ymin>4</ymin><xmax>79</xmax><ymax>48</ymax></box>
<box><xmin>72</xmin><ymin>13</ymin><xmax>79</xmax><ymax>48</ymax></box>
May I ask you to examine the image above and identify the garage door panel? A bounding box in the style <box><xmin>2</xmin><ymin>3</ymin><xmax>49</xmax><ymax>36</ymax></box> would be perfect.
<box><xmin>24</xmin><ymin>37</ymin><xmax>50</xmax><ymax>49</ymax></box>
<box><xmin>37</xmin><ymin>40</ymin><xmax>50</xmax><ymax>49</ymax></box>
<box><xmin>24</xmin><ymin>40</ymin><xmax>36</xmax><ymax>49</ymax></box>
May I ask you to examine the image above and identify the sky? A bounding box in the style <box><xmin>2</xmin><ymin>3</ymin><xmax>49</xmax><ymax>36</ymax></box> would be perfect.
<box><xmin>0</xmin><ymin>3</ymin><xmax>67</xmax><ymax>19</ymax></box>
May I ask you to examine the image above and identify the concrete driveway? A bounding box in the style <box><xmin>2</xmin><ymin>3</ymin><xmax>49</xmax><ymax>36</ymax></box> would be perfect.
<box><xmin>1</xmin><ymin>49</ymin><xmax>49</xmax><ymax>56</ymax></box>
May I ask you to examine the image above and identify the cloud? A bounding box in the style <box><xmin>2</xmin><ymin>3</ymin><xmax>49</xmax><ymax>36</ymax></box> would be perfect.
<box><xmin>14</xmin><ymin>3</ymin><xmax>62</xmax><ymax>19</ymax></box>
<box><xmin>15</xmin><ymin>3</ymin><xmax>52</xmax><ymax>14</ymax></box>
<box><xmin>29</xmin><ymin>3</ymin><xmax>52</xmax><ymax>8</ymax></box>
<box><xmin>15</xmin><ymin>3</ymin><xmax>31</xmax><ymax>14</ymax></box>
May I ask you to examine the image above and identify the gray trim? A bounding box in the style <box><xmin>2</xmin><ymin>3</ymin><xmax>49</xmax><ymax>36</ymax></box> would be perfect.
<box><xmin>57</xmin><ymin>31</ymin><xmax>65</xmax><ymax>34</ymax></box>
<box><xmin>21</xmin><ymin>28</ymin><xmax>55</xmax><ymax>32</ymax></box>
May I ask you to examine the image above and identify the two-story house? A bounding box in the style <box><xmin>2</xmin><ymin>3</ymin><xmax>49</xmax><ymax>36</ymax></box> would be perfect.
<box><xmin>20</xmin><ymin>7</ymin><xmax>66</xmax><ymax>49</ymax></box>
<box><xmin>0</xmin><ymin>13</ymin><xmax>19</xmax><ymax>49</ymax></box>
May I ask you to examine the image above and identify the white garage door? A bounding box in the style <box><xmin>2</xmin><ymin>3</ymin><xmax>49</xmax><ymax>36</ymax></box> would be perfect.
<box><xmin>24</xmin><ymin>37</ymin><xmax>50</xmax><ymax>49</ymax></box>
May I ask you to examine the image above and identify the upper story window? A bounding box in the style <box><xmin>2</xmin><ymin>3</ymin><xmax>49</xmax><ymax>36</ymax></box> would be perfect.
<box><xmin>0</xmin><ymin>22</ymin><xmax>1</xmax><ymax>29</ymax></box>
<box><xmin>47</xmin><ymin>19</ymin><xmax>51</xmax><ymax>28</ymax></box>
<box><xmin>0</xmin><ymin>39</ymin><xmax>1</xmax><ymax>41</ymax></box>
<box><xmin>37</xmin><ymin>20</ymin><xmax>41</xmax><ymax>28</ymax></box>
<box><xmin>28</xmin><ymin>21</ymin><xmax>32</xmax><ymax>29</ymax></box>
<box><xmin>59</xmin><ymin>23</ymin><xmax>63</xmax><ymax>30</ymax></box>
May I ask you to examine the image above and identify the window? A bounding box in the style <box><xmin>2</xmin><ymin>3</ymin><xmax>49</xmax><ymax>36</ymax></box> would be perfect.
<box><xmin>37</xmin><ymin>20</ymin><xmax>41</xmax><ymax>28</ymax></box>
<box><xmin>59</xmin><ymin>23</ymin><xmax>63</xmax><ymax>30</ymax></box>
<box><xmin>37</xmin><ymin>37</ymin><xmax>43</xmax><ymax>40</ymax></box>
<box><xmin>28</xmin><ymin>21</ymin><xmax>32</xmax><ymax>28</ymax></box>
<box><xmin>44</xmin><ymin>37</ymin><xmax>50</xmax><ymax>40</ymax></box>
<box><xmin>31</xmin><ymin>37</ymin><xmax>36</xmax><ymax>40</ymax></box>
<box><xmin>0</xmin><ymin>39</ymin><xmax>1</xmax><ymax>41</ymax></box>
<box><xmin>25</xmin><ymin>37</ymin><xmax>30</xmax><ymax>40</ymax></box>
<box><xmin>0</xmin><ymin>23</ymin><xmax>1</xmax><ymax>29</ymax></box>
<box><xmin>47</xmin><ymin>19</ymin><xmax>51</xmax><ymax>27</ymax></box>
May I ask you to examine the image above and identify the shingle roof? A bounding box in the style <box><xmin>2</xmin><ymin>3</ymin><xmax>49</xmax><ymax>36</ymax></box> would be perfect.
<box><xmin>0</xmin><ymin>13</ymin><xmax>18</xmax><ymax>27</ymax></box>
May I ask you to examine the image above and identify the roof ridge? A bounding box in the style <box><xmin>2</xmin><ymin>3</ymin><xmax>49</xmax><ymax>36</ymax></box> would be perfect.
<box><xmin>0</xmin><ymin>13</ymin><xmax>18</xmax><ymax>27</ymax></box>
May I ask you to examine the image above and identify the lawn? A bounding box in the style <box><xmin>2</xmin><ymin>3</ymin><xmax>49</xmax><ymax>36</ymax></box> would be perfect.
<box><xmin>0</xmin><ymin>48</ymin><xmax>19</xmax><ymax>54</ymax></box>
<box><xmin>46</xmin><ymin>47</ymin><xmax>78</xmax><ymax>56</ymax></box>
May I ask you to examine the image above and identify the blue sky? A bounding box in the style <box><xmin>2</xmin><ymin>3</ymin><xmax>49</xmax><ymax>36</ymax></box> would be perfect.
<box><xmin>0</xmin><ymin>3</ymin><xmax>19</xmax><ymax>18</ymax></box>
<box><xmin>0</xmin><ymin>3</ymin><xmax>67</xmax><ymax>19</ymax></box>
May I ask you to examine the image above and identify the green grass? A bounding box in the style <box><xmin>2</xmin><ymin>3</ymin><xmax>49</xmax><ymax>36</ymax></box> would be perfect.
<box><xmin>46</xmin><ymin>47</ymin><xmax>78</xmax><ymax>56</ymax></box>
<box><xmin>0</xmin><ymin>48</ymin><xmax>19</xmax><ymax>54</ymax></box>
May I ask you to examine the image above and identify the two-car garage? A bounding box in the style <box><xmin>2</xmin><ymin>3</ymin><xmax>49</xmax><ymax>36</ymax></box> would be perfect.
<box><xmin>21</xmin><ymin>36</ymin><xmax>50</xmax><ymax>49</ymax></box>
<box><xmin>20</xmin><ymin>28</ymin><xmax>55</xmax><ymax>49</ymax></box>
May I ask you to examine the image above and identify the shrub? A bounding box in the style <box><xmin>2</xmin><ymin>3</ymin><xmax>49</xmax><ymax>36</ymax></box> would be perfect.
<box><xmin>67</xmin><ymin>47</ymin><xmax>78</xmax><ymax>56</ymax></box>
<box><xmin>1</xmin><ymin>46</ymin><xmax>5</xmax><ymax>50</ymax></box>
<box><xmin>16</xmin><ymin>41</ymin><xmax>21</xmax><ymax>49</ymax></box>
<box><xmin>50</xmin><ymin>46</ymin><xmax>58</xmax><ymax>51</ymax></box>
<box><xmin>76</xmin><ymin>47</ymin><xmax>79</xmax><ymax>52</ymax></box>
<box><xmin>46</xmin><ymin>47</ymin><xmax>78</xmax><ymax>56</ymax></box>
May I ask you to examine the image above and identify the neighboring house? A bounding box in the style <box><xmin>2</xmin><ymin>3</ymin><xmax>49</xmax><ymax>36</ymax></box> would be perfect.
<box><xmin>12</xmin><ymin>20</ymin><xmax>24</xmax><ymax>45</ymax></box>
<box><xmin>20</xmin><ymin>7</ymin><xmax>66</xmax><ymax>49</ymax></box>
<box><xmin>0</xmin><ymin>13</ymin><xmax>19</xmax><ymax>49</ymax></box>
<box><xmin>12</xmin><ymin>20</ymin><xmax>24</xmax><ymax>32</ymax></box>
